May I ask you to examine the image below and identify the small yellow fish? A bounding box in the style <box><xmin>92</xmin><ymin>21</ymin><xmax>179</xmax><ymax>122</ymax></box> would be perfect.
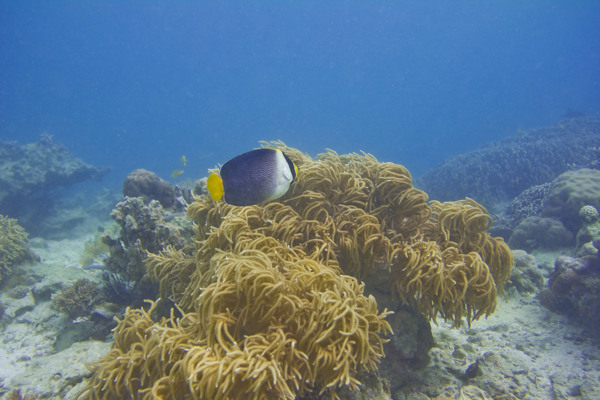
<box><xmin>171</xmin><ymin>169</ymin><xmax>184</xmax><ymax>178</ymax></box>
<box><xmin>180</xmin><ymin>155</ymin><xmax>187</xmax><ymax>166</ymax></box>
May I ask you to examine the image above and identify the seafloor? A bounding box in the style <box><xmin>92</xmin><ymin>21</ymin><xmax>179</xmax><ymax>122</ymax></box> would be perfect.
<box><xmin>0</xmin><ymin>190</ymin><xmax>599</xmax><ymax>400</ymax></box>
<box><xmin>2</xmin><ymin>120</ymin><xmax>600</xmax><ymax>399</ymax></box>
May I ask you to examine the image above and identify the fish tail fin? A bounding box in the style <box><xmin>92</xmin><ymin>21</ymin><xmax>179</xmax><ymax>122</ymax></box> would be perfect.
<box><xmin>207</xmin><ymin>173</ymin><xmax>224</xmax><ymax>201</ymax></box>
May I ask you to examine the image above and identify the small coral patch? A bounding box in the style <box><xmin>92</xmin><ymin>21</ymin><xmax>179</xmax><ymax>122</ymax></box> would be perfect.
<box><xmin>0</xmin><ymin>214</ymin><xmax>29</xmax><ymax>282</ymax></box>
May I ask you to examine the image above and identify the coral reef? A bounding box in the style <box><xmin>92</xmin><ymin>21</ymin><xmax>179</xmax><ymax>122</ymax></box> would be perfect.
<box><xmin>575</xmin><ymin>205</ymin><xmax>600</xmax><ymax>256</ymax></box>
<box><xmin>49</xmin><ymin>277</ymin><xmax>133</xmax><ymax>344</ymax></box>
<box><xmin>122</xmin><ymin>169</ymin><xmax>176</xmax><ymax>208</ymax></box>
<box><xmin>504</xmin><ymin>183</ymin><xmax>551</xmax><ymax>230</ymax></box>
<box><xmin>418</xmin><ymin>117</ymin><xmax>600</xmax><ymax>203</ymax></box>
<box><xmin>101</xmin><ymin>196</ymin><xmax>193</xmax><ymax>282</ymax></box>
<box><xmin>487</xmin><ymin>182</ymin><xmax>551</xmax><ymax>241</ymax></box>
<box><xmin>0</xmin><ymin>133</ymin><xmax>110</xmax><ymax>231</ymax></box>
<box><xmin>542</xmin><ymin>168</ymin><xmax>600</xmax><ymax>232</ymax></box>
<box><xmin>80</xmin><ymin>144</ymin><xmax>512</xmax><ymax>399</ymax></box>
<box><xmin>502</xmin><ymin>169</ymin><xmax>600</xmax><ymax>252</ymax></box>
<box><xmin>578</xmin><ymin>204</ymin><xmax>599</xmax><ymax>223</ymax></box>
<box><xmin>538</xmin><ymin>244</ymin><xmax>600</xmax><ymax>329</ymax></box>
<box><xmin>50</xmin><ymin>275</ymin><xmax>146</xmax><ymax>345</ymax></box>
<box><xmin>508</xmin><ymin>216</ymin><xmax>574</xmax><ymax>252</ymax></box>
<box><xmin>51</xmin><ymin>278</ymin><xmax>102</xmax><ymax>319</ymax></box>
<box><xmin>100</xmin><ymin>271</ymin><xmax>155</xmax><ymax>309</ymax></box>
<box><xmin>506</xmin><ymin>250</ymin><xmax>545</xmax><ymax>294</ymax></box>
<box><xmin>0</xmin><ymin>215</ymin><xmax>33</xmax><ymax>283</ymax></box>
<box><xmin>79</xmin><ymin>233</ymin><xmax>110</xmax><ymax>267</ymax></box>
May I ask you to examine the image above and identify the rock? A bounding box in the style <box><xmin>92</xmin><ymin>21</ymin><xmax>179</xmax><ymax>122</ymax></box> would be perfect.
<box><xmin>508</xmin><ymin>216</ymin><xmax>574</xmax><ymax>252</ymax></box>
<box><xmin>337</xmin><ymin>371</ymin><xmax>393</xmax><ymax>400</ymax></box>
<box><xmin>122</xmin><ymin>169</ymin><xmax>175</xmax><ymax>208</ymax></box>
<box><xmin>0</xmin><ymin>134</ymin><xmax>110</xmax><ymax>234</ymax></box>
<box><xmin>0</xmin><ymin>133</ymin><xmax>110</xmax><ymax>207</ymax></box>
<box><xmin>539</xmin><ymin>253</ymin><xmax>600</xmax><ymax>328</ymax></box>
<box><xmin>507</xmin><ymin>250</ymin><xmax>545</xmax><ymax>294</ymax></box>
<box><xmin>379</xmin><ymin>305</ymin><xmax>435</xmax><ymax>392</ymax></box>
<box><xmin>541</xmin><ymin>168</ymin><xmax>600</xmax><ymax>232</ymax></box>
<box><xmin>1</xmin><ymin>289</ymin><xmax>35</xmax><ymax>318</ymax></box>
<box><xmin>466</xmin><ymin>351</ymin><xmax>530</xmax><ymax>399</ymax></box>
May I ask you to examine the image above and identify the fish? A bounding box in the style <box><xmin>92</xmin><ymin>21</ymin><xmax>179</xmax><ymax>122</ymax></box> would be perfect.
<box><xmin>171</xmin><ymin>169</ymin><xmax>184</xmax><ymax>178</ymax></box>
<box><xmin>207</xmin><ymin>148</ymin><xmax>298</xmax><ymax>206</ymax></box>
<box><xmin>180</xmin><ymin>155</ymin><xmax>187</xmax><ymax>166</ymax></box>
<box><xmin>82</xmin><ymin>264</ymin><xmax>107</xmax><ymax>270</ymax></box>
<box><xmin>164</xmin><ymin>211</ymin><xmax>186</xmax><ymax>221</ymax></box>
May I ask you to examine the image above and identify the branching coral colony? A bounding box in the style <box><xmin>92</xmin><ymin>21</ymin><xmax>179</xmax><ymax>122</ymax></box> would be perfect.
<box><xmin>79</xmin><ymin>142</ymin><xmax>513</xmax><ymax>400</ymax></box>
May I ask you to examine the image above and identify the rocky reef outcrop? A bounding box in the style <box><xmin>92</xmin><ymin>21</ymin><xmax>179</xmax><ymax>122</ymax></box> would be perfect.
<box><xmin>506</xmin><ymin>250</ymin><xmax>545</xmax><ymax>294</ymax></box>
<box><xmin>538</xmin><ymin>241</ymin><xmax>600</xmax><ymax>329</ymax></box>
<box><xmin>0</xmin><ymin>133</ymin><xmax>110</xmax><ymax>233</ymax></box>
<box><xmin>102</xmin><ymin>196</ymin><xmax>193</xmax><ymax>283</ymax></box>
<box><xmin>503</xmin><ymin>169</ymin><xmax>600</xmax><ymax>252</ymax></box>
<box><xmin>418</xmin><ymin>117</ymin><xmax>600</xmax><ymax>204</ymax></box>
<box><xmin>541</xmin><ymin>168</ymin><xmax>600</xmax><ymax>232</ymax></box>
<box><xmin>122</xmin><ymin>169</ymin><xmax>176</xmax><ymax>208</ymax></box>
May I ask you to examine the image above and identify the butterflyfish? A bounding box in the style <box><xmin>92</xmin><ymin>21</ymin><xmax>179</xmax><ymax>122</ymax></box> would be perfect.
<box><xmin>207</xmin><ymin>148</ymin><xmax>298</xmax><ymax>206</ymax></box>
<box><xmin>180</xmin><ymin>155</ymin><xmax>187</xmax><ymax>166</ymax></box>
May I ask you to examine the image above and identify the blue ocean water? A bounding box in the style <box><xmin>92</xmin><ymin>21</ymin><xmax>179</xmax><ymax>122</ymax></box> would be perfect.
<box><xmin>2</xmin><ymin>4</ymin><xmax>600</xmax><ymax>399</ymax></box>
<box><xmin>1</xmin><ymin>1</ymin><xmax>599</xmax><ymax>189</ymax></box>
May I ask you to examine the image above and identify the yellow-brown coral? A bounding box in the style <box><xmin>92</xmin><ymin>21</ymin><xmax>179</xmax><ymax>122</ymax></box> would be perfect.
<box><xmin>0</xmin><ymin>214</ymin><xmax>29</xmax><ymax>282</ymax></box>
<box><xmin>80</xmin><ymin>142</ymin><xmax>513</xmax><ymax>399</ymax></box>
<box><xmin>164</xmin><ymin>144</ymin><xmax>511</xmax><ymax>325</ymax></box>
<box><xmin>79</xmin><ymin>247</ymin><xmax>391</xmax><ymax>399</ymax></box>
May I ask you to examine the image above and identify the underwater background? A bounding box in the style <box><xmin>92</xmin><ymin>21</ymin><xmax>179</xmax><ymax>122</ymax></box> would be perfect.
<box><xmin>2</xmin><ymin>2</ymin><xmax>600</xmax><ymax>400</ymax></box>
<box><xmin>1</xmin><ymin>1</ymin><xmax>599</xmax><ymax>186</ymax></box>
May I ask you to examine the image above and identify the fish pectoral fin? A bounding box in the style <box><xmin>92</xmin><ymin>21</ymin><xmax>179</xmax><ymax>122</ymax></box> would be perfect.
<box><xmin>282</xmin><ymin>165</ymin><xmax>293</xmax><ymax>181</ymax></box>
<box><xmin>207</xmin><ymin>173</ymin><xmax>225</xmax><ymax>201</ymax></box>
